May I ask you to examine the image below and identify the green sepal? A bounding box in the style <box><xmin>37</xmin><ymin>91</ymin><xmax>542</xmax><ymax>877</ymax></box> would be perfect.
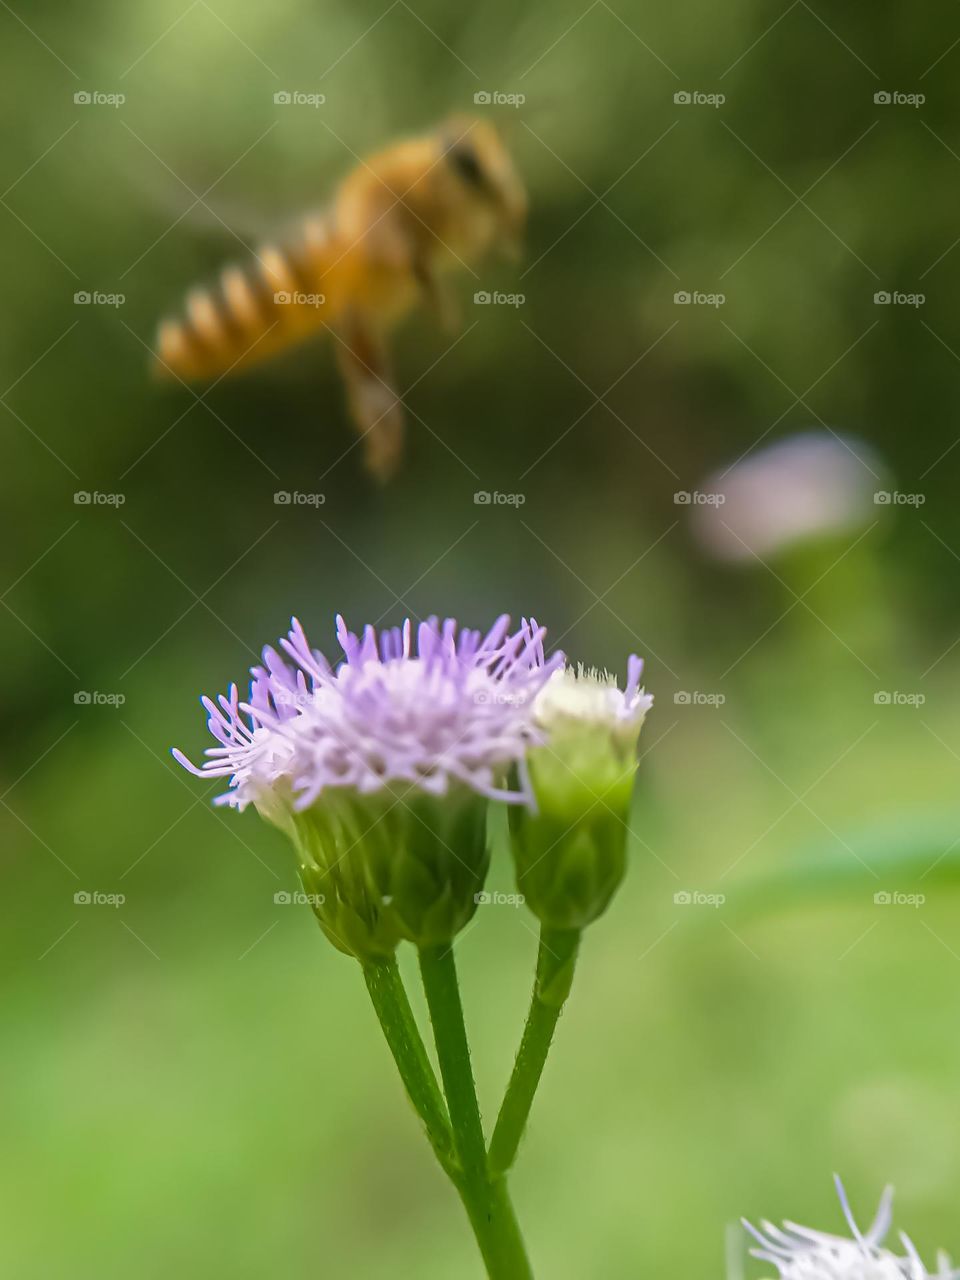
<box><xmin>289</xmin><ymin>783</ymin><xmax>490</xmax><ymax>960</ymax></box>
<box><xmin>509</xmin><ymin>742</ymin><xmax>636</xmax><ymax>930</ymax></box>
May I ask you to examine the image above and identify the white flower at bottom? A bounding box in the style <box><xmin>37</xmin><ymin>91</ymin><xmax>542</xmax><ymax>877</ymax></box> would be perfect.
<box><xmin>744</xmin><ymin>1178</ymin><xmax>957</xmax><ymax>1280</ymax></box>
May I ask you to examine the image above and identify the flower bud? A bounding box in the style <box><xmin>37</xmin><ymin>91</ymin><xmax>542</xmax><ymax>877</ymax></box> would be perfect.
<box><xmin>509</xmin><ymin>657</ymin><xmax>652</xmax><ymax>930</ymax></box>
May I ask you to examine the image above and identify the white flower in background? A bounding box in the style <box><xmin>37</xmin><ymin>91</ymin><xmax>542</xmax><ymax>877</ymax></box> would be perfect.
<box><xmin>743</xmin><ymin>1177</ymin><xmax>957</xmax><ymax>1280</ymax></box>
<box><xmin>693</xmin><ymin>431</ymin><xmax>883</xmax><ymax>563</ymax></box>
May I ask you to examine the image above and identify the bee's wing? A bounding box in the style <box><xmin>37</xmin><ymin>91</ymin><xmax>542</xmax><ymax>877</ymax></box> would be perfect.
<box><xmin>131</xmin><ymin>162</ymin><xmax>302</xmax><ymax>250</ymax></box>
<box><xmin>333</xmin><ymin>312</ymin><xmax>405</xmax><ymax>483</ymax></box>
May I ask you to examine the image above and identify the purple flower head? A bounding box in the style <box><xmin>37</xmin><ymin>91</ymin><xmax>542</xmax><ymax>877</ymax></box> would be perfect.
<box><xmin>173</xmin><ymin>613</ymin><xmax>563</xmax><ymax>818</ymax></box>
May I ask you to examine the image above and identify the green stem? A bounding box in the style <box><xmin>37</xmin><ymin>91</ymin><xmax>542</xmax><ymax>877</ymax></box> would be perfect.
<box><xmin>363</xmin><ymin>956</ymin><xmax>455</xmax><ymax>1175</ymax></box>
<box><xmin>419</xmin><ymin>944</ymin><xmax>534</xmax><ymax>1280</ymax></box>
<box><xmin>488</xmin><ymin>927</ymin><xmax>581</xmax><ymax>1178</ymax></box>
<box><xmin>418</xmin><ymin>944</ymin><xmax>487</xmax><ymax>1179</ymax></box>
<box><xmin>453</xmin><ymin>1174</ymin><xmax>534</xmax><ymax>1280</ymax></box>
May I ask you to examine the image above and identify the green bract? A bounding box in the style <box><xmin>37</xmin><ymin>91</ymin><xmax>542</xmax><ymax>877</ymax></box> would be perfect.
<box><xmin>294</xmin><ymin>784</ymin><xmax>491</xmax><ymax>960</ymax></box>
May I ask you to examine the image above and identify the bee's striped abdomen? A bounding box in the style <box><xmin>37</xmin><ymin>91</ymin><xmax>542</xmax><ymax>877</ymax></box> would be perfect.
<box><xmin>155</xmin><ymin>216</ymin><xmax>335</xmax><ymax>383</ymax></box>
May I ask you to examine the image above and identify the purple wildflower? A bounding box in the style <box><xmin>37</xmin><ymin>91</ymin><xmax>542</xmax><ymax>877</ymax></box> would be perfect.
<box><xmin>173</xmin><ymin>613</ymin><xmax>563</xmax><ymax>818</ymax></box>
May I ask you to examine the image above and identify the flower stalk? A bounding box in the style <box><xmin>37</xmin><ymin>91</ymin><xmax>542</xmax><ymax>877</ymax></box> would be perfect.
<box><xmin>488</xmin><ymin>925</ymin><xmax>580</xmax><ymax>1177</ymax></box>
<box><xmin>419</xmin><ymin>943</ymin><xmax>534</xmax><ymax>1280</ymax></box>
<box><xmin>361</xmin><ymin>956</ymin><xmax>454</xmax><ymax>1175</ymax></box>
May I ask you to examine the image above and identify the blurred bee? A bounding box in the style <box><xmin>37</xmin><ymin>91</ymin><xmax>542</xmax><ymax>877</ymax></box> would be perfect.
<box><xmin>154</xmin><ymin>116</ymin><xmax>526</xmax><ymax>481</ymax></box>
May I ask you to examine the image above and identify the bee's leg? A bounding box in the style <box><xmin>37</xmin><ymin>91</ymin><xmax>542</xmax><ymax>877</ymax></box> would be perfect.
<box><xmin>414</xmin><ymin>256</ymin><xmax>460</xmax><ymax>333</ymax></box>
<box><xmin>334</xmin><ymin>314</ymin><xmax>405</xmax><ymax>483</ymax></box>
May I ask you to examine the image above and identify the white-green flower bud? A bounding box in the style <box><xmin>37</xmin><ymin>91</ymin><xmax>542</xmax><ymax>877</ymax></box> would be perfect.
<box><xmin>509</xmin><ymin>658</ymin><xmax>652</xmax><ymax>931</ymax></box>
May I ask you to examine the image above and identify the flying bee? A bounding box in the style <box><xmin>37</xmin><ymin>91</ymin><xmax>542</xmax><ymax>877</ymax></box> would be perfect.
<box><xmin>154</xmin><ymin>116</ymin><xmax>526</xmax><ymax>481</ymax></box>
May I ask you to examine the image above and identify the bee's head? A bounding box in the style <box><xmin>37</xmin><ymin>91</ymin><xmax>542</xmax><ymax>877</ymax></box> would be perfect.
<box><xmin>439</xmin><ymin>116</ymin><xmax>527</xmax><ymax>258</ymax></box>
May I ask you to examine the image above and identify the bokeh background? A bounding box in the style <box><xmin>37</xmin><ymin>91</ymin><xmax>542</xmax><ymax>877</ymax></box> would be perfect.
<box><xmin>3</xmin><ymin>1</ymin><xmax>960</xmax><ymax>1276</ymax></box>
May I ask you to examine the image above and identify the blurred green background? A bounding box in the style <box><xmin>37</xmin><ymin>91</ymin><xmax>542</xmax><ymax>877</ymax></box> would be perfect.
<box><xmin>3</xmin><ymin>1</ymin><xmax>960</xmax><ymax>1276</ymax></box>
